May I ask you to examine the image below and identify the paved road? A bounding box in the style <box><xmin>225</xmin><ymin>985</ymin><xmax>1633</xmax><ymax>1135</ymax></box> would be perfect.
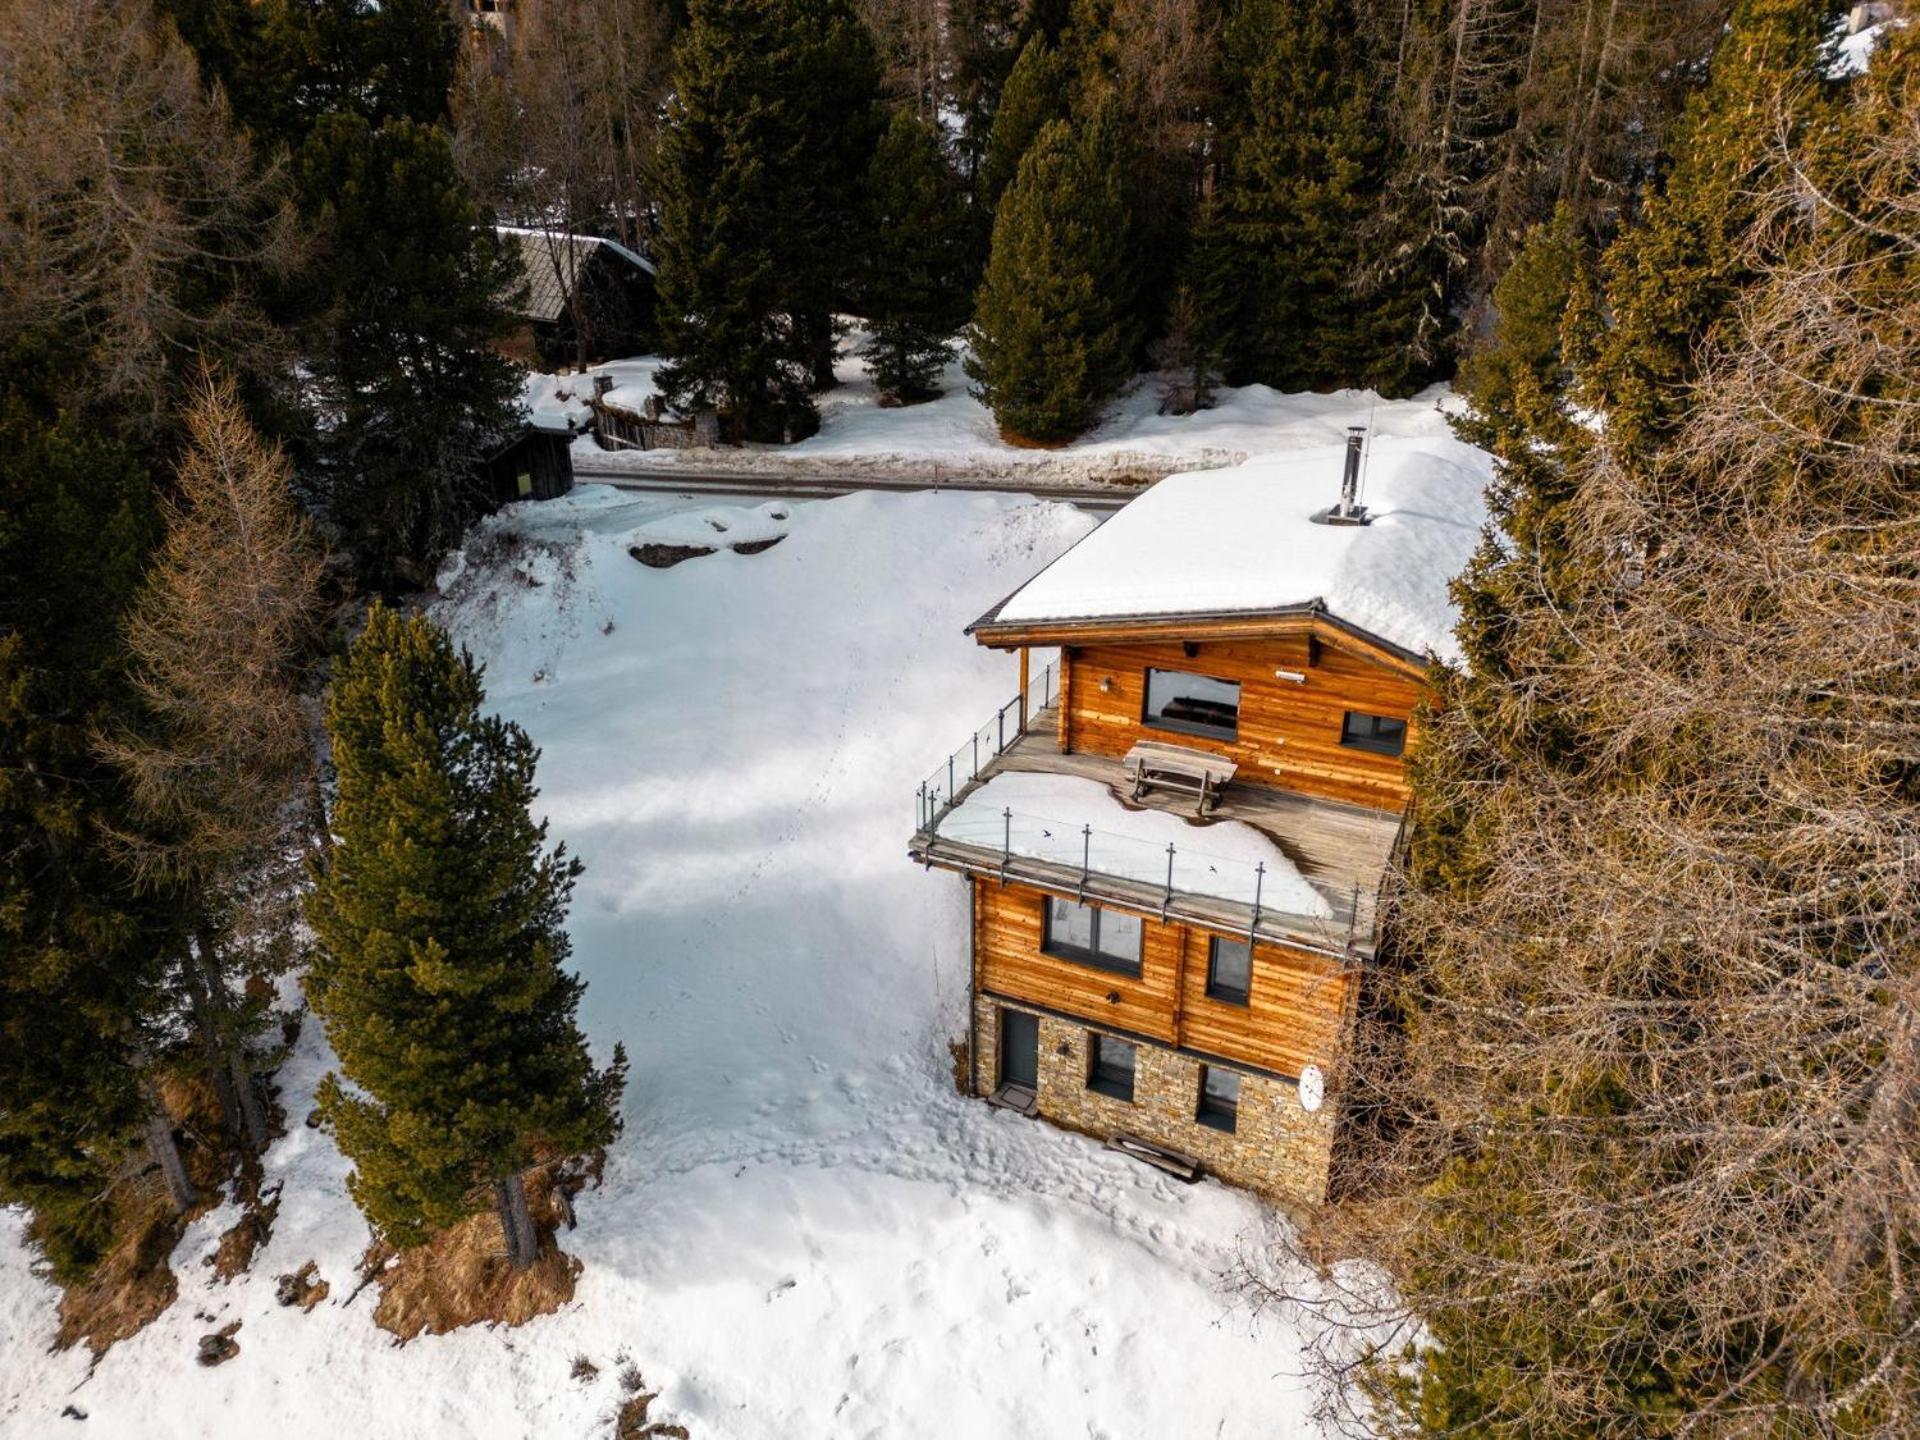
<box><xmin>570</xmin><ymin>463</ymin><xmax>1137</xmax><ymax>511</ymax></box>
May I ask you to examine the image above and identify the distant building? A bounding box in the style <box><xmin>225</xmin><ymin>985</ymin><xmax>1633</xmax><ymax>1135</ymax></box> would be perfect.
<box><xmin>910</xmin><ymin>431</ymin><xmax>1489</xmax><ymax>1207</ymax></box>
<box><xmin>496</xmin><ymin>226</ymin><xmax>657</xmax><ymax>370</ymax></box>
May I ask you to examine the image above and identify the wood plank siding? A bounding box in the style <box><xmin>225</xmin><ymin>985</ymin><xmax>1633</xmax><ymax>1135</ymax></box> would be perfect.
<box><xmin>974</xmin><ymin>878</ymin><xmax>1356</xmax><ymax>1079</ymax></box>
<box><xmin>1058</xmin><ymin>634</ymin><xmax>1421</xmax><ymax>812</ymax></box>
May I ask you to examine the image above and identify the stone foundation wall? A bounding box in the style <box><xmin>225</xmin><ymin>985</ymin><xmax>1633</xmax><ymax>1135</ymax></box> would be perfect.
<box><xmin>973</xmin><ymin>993</ymin><xmax>1336</xmax><ymax>1206</ymax></box>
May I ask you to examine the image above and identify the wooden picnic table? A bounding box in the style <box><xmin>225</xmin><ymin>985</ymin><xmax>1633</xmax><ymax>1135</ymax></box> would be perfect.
<box><xmin>1124</xmin><ymin>739</ymin><xmax>1239</xmax><ymax>816</ymax></box>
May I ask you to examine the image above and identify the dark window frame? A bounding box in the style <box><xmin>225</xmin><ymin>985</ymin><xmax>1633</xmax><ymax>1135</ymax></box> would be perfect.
<box><xmin>1197</xmin><ymin>1065</ymin><xmax>1241</xmax><ymax>1133</ymax></box>
<box><xmin>1205</xmin><ymin>936</ymin><xmax>1253</xmax><ymax>1005</ymax></box>
<box><xmin>1140</xmin><ymin>667</ymin><xmax>1242</xmax><ymax>742</ymax></box>
<box><xmin>1086</xmin><ymin>1032</ymin><xmax>1136</xmax><ymax>1102</ymax></box>
<box><xmin>1339</xmin><ymin>710</ymin><xmax>1408</xmax><ymax>757</ymax></box>
<box><xmin>1041</xmin><ymin>898</ymin><xmax>1144</xmax><ymax>978</ymax></box>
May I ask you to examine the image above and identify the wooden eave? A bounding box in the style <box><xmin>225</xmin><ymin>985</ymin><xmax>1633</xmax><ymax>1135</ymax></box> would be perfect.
<box><xmin>966</xmin><ymin>600</ymin><xmax>1432</xmax><ymax>680</ymax></box>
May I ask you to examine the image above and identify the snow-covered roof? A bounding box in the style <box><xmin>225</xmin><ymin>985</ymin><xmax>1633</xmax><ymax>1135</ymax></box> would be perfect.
<box><xmin>975</xmin><ymin>435</ymin><xmax>1491</xmax><ymax>665</ymax></box>
<box><xmin>496</xmin><ymin>226</ymin><xmax>657</xmax><ymax>322</ymax></box>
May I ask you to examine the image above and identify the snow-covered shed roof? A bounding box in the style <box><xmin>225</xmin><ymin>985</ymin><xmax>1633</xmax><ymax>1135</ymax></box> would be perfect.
<box><xmin>496</xmin><ymin>226</ymin><xmax>657</xmax><ymax>323</ymax></box>
<box><xmin>972</xmin><ymin>435</ymin><xmax>1492</xmax><ymax>665</ymax></box>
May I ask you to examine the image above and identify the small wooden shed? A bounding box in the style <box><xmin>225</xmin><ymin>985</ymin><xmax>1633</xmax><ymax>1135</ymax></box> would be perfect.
<box><xmin>477</xmin><ymin>421</ymin><xmax>575</xmax><ymax>506</ymax></box>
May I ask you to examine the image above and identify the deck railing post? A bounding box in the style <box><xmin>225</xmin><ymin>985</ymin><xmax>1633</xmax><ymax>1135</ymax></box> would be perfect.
<box><xmin>972</xmin><ymin>731</ymin><xmax>980</xmax><ymax>778</ymax></box>
<box><xmin>998</xmin><ymin>705</ymin><xmax>1006</xmax><ymax>754</ymax></box>
<box><xmin>1078</xmin><ymin>824</ymin><xmax>1092</xmax><ymax>900</ymax></box>
<box><xmin>1161</xmin><ymin>843</ymin><xmax>1175</xmax><ymax>922</ymax></box>
<box><xmin>1249</xmin><ymin>861</ymin><xmax>1266</xmax><ymax>942</ymax></box>
<box><xmin>947</xmin><ymin>754</ymin><xmax>955</xmax><ymax>806</ymax></box>
<box><xmin>1001</xmin><ymin>807</ymin><xmax>1013</xmax><ymax>886</ymax></box>
<box><xmin>917</xmin><ymin>782</ymin><xmax>926</xmax><ymax>830</ymax></box>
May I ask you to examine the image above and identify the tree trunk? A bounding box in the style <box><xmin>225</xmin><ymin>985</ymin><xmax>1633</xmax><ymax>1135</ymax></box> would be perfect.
<box><xmin>494</xmin><ymin>1171</ymin><xmax>539</xmax><ymax>1271</ymax></box>
<box><xmin>183</xmin><ymin>942</ymin><xmax>245</xmax><ymax>1143</ymax></box>
<box><xmin>802</xmin><ymin>311</ymin><xmax>838</xmax><ymax>394</ymax></box>
<box><xmin>228</xmin><ymin>1047</ymin><xmax>269</xmax><ymax>1153</ymax></box>
<box><xmin>145</xmin><ymin>1089</ymin><xmax>196</xmax><ymax>1214</ymax></box>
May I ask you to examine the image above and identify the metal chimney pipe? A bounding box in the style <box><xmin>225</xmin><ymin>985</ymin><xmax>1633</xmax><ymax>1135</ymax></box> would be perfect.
<box><xmin>1340</xmin><ymin>427</ymin><xmax>1365</xmax><ymax>516</ymax></box>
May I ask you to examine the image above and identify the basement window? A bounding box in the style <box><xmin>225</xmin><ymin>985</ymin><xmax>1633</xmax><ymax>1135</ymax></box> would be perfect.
<box><xmin>1197</xmin><ymin>1066</ymin><xmax>1241</xmax><ymax>1133</ymax></box>
<box><xmin>1206</xmin><ymin>937</ymin><xmax>1252</xmax><ymax>1005</ymax></box>
<box><xmin>1042</xmin><ymin>898</ymin><xmax>1143</xmax><ymax>976</ymax></box>
<box><xmin>1143</xmin><ymin>669</ymin><xmax>1240</xmax><ymax>741</ymax></box>
<box><xmin>1339</xmin><ymin>710</ymin><xmax>1407</xmax><ymax>757</ymax></box>
<box><xmin>1086</xmin><ymin>1033</ymin><xmax>1137</xmax><ymax>1102</ymax></box>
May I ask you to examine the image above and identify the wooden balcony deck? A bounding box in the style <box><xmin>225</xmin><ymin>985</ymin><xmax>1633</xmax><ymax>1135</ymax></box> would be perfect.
<box><xmin>911</xmin><ymin>705</ymin><xmax>1406</xmax><ymax>958</ymax></box>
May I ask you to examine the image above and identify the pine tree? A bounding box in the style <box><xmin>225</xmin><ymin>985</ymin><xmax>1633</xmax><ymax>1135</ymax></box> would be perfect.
<box><xmin>947</xmin><ymin>0</ymin><xmax>1025</xmax><ymax>191</ymax></box>
<box><xmin>296</xmin><ymin>114</ymin><xmax>525</xmax><ymax>592</ymax></box>
<box><xmin>306</xmin><ymin>606</ymin><xmax>625</xmax><ymax>1266</ymax></box>
<box><xmin>965</xmin><ymin>113</ymin><xmax>1137</xmax><ymax>443</ymax></box>
<box><xmin>163</xmin><ymin>0</ymin><xmax>459</xmax><ymax>150</ymax></box>
<box><xmin>1205</xmin><ymin>0</ymin><xmax>1411</xmax><ymax>393</ymax></box>
<box><xmin>103</xmin><ymin>370</ymin><xmax>325</xmax><ymax>1154</ymax></box>
<box><xmin>1584</xmin><ymin>0</ymin><xmax>1835</xmax><ymax>464</ymax></box>
<box><xmin>653</xmin><ymin>0</ymin><xmax>882</xmax><ymax>436</ymax></box>
<box><xmin>861</xmin><ymin>109</ymin><xmax>972</xmax><ymax>403</ymax></box>
<box><xmin>976</xmin><ymin>36</ymin><xmax>1069</xmax><ymax>218</ymax></box>
<box><xmin>0</xmin><ymin>335</ymin><xmax>183</xmax><ymax>1278</ymax></box>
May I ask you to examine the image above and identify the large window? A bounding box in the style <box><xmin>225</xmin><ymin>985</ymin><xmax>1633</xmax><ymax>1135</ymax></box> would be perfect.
<box><xmin>1042</xmin><ymin>898</ymin><xmax>1143</xmax><ymax>975</ymax></box>
<box><xmin>1340</xmin><ymin>710</ymin><xmax>1408</xmax><ymax>757</ymax></box>
<box><xmin>1143</xmin><ymin>669</ymin><xmax>1241</xmax><ymax>741</ymax></box>
<box><xmin>1086</xmin><ymin>1033</ymin><xmax>1136</xmax><ymax>1102</ymax></box>
<box><xmin>1206</xmin><ymin>937</ymin><xmax>1253</xmax><ymax>1005</ymax></box>
<box><xmin>1197</xmin><ymin>1066</ymin><xmax>1242</xmax><ymax>1133</ymax></box>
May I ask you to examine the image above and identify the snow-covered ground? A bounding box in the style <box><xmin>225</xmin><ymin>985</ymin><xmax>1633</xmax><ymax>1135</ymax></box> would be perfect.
<box><xmin>527</xmin><ymin>339</ymin><xmax>1464</xmax><ymax>486</ymax></box>
<box><xmin>1</xmin><ymin>482</ymin><xmax>1350</xmax><ymax>1439</ymax></box>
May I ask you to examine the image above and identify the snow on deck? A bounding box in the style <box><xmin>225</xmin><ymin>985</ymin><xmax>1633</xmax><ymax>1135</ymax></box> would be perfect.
<box><xmin>989</xmin><ymin>434</ymin><xmax>1492</xmax><ymax>664</ymax></box>
<box><xmin>937</xmin><ymin>771</ymin><xmax>1330</xmax><ymax>917</ymax></box>
<box><xmin>0</xmin><ymin>485</ymin><xmax>1340</xmax><ymax>1440</ymax></box>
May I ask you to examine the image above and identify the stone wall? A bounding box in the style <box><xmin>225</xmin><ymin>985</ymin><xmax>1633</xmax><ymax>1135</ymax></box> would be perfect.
<box><xmin>972</xmin><ymin>993</ymin><xmax>1337</xmax><ymax>1206</ymax></box>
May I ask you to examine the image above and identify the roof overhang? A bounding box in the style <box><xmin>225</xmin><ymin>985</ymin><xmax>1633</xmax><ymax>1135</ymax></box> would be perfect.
<box><xmin>966</xmin><ymin>598</ymin><xmax>1432</xmax><ymax>678</ymax></box>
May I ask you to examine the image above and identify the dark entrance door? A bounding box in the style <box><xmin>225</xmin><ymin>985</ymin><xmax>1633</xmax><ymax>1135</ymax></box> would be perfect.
<box><xmin>1000</xmin><ymin>1010</ymin><xmax>1039</xmax><ymax>1090</ymax></box>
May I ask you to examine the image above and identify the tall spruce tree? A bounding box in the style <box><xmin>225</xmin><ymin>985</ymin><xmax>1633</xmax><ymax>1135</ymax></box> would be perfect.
<box><xmin>306</xmin><ymin>606</ymin><xmax>625</xmax><ymax>1267</ymax></box>
<box><xmin>976</xmin><ymin>36</ymin><xmax>1070</xmax><ymax>219</ymax></box>
<box><xmin>296</xmin><ymin>114</ymin><xmax>524</xmax><ymax>592</ymax></box>
<box><xmin>653</xmin><ymin>0</ymin><xmax>881</xmax><ymax>437</ymax></box>
<box><xmin>0</xmin><ymin>336</ymin><xmax>184</xmax><ymax>1278</ymax></box>
<box><xmin>965</xmin><ymin>109</ymin><xmax>1138</xmax><ymax>443</ymax></box>
<box><xmin>1584</xmin><ymin>0</ymin><xmax>1835</xmax><ymax>464</ymax></box>
<box><xmin>861</xmin><ymin>109</ymin><xmax>972</xmax><ymax>403</ymax></box>
<box><xmin>1204</xmin><ymin>0</ymin><xmax>1412</xmax><ymax>392</ymax></box>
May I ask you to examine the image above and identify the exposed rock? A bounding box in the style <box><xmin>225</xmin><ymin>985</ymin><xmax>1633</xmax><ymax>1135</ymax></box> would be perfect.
<box><xmin>274</xmin><ymin>1261</ymin><xmax>330</xmax><ymax>1312</ymax></box>
<box><xmin>629</xmin><ymin>542</ymin><xmax>716</xmax><ymax>569</ymax></box>
<box><xmin>196</xmin><ymin>1321</ymin><xmax>241</xmax><ymax>1367</ymax></box>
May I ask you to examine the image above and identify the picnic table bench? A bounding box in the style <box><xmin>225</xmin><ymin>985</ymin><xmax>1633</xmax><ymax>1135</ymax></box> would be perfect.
<box><xmin>1124</xmin><ymin>739</ymin><xmax>1239</xmax><ymax>816</ymax></box>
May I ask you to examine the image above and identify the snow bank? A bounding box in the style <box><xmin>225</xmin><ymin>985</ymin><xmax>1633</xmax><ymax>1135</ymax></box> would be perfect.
<box><xmin>1</xmin><ymin>485</ymin><xmax>1341</xmax><ymax>1439</ymax></box>
<box><xmin>989</xmin><ymin>434</ymin><xmax>1492</xmax><ymax>664</ymax></box>
<box><xmin>938</xmin><ymin>771</ymin><xmax>1330</xmax><ymax>917</ymax></box>
<box><xmin>529</xmin><ymin>333</ymin><xmax>1465</xmax><ymax>487</ymax></box>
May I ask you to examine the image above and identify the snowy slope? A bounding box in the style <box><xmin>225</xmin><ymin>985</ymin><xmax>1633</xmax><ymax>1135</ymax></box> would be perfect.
<box><xmin>1</xmin><ymin>486</ymin><xmax>1343</xmax><ymax>1440</ymax></box>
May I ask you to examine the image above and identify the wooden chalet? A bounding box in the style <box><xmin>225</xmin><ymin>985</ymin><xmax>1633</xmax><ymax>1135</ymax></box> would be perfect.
<box><xmin>496</xmin><ymin>226</ymin><xmax>658</xmax><ymax>369</ymax></box>
<box><xmin>909</xmin><ymin>431</ymin><xmax>1489</xmax><ymax>1205</ymax></box>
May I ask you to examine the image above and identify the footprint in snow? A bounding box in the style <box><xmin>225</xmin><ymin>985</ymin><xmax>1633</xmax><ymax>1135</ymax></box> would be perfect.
<box><xmin>766</xmin><ymin>1277</ymin><xmax>797</xmax><ymax>1302</ymax></box>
